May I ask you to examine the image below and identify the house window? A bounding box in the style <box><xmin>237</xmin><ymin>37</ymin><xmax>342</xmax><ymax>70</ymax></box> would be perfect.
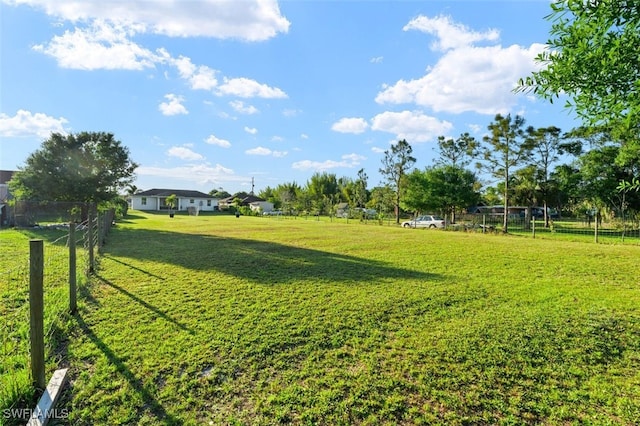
<box><xmin>141</xmin><ymin>197</ymin><xmax>147</xmax><ymax>206</ymax></box>
<box><xmin>190</xmin><ymin>199</ymin><xmax>194</xmax><ymax>204</ymax></box>
<box><xmin>207</xmin><ymin>200</ymin><xmax>211</xmax><ymax>207</ymax></box>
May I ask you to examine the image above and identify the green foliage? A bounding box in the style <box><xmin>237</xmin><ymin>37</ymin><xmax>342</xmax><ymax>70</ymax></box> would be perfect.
<box><xmin>403</xmin><ymin>165</ymin><xmax>480</xmax><ymax>222</ymax></box>
<box><xmin>618</xmin><ymin>177</ymin><xmax>640</xmax><ymax>193</ymax></box>
<box><xmin>518</xmin><ymin>1</ymin><xmax>640</xmax><ymax>201</ymax></box>
<box><xmin>436</xmin><ymin>132</ymin><xmax>479</xmax><ymax>167</ymax></box>
<box><xmin>305</xmin><ymin>173</ymin><xmax>341</xmax><ymax>215</ymax></box>
<box><xmin>517</xmin><ymin>0</ymin><xmax>640</xmax><ymax>160</ymax></box>
<box><xmin>108</xmin><ymin>197</ymin><xmax>129</xmax><ymax>218</ymax></box>
<box><xmin>9</xmin><ymin>132</ymin><xmax>137</xmax><ymax>204</ymax></box>
<box><xmin>578</xmin><ymin>145</ymin><xmax>640</xmax><ymax>212</ymax></box>
<box><xmin>208</xmin><ymin>188</ymin><xmax>231</xmax><ymax>199</ymax></box>
<box><xmin>165</xmin><ymin>194</ymin><xmax>177</xmax><ymax>210</ymax></box>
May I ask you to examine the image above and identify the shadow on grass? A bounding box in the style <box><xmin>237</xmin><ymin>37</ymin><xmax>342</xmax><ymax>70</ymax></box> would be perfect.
<box><xmin>96</xmin><ymin>275</ymin><xmax>194</xmax><ymax>334</ymax></box>
<box><xmin>118</xmin><ymin>213</ymin><xmax>148</xmax><ymax>223</ymax></box>
<box><xmin>103</xmin><ymin>228</ymin><xmax>442</xmax><ymax>285</ymax></box>
<box><xmin>103</xmin><ymin>256</ymin><xmax>166</xmax><ymax>280</ymax></box>
<box><xmin>75</xmin><ymin>315</ymin><xmax>181</xmax><ymax>425</ymax></box>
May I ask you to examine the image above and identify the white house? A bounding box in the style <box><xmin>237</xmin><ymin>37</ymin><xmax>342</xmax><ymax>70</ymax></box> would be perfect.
<box><xmin>130</xmin><ymin>189</ymin><xmax>218</xmax><ymax>212</ymax></box>
<box><xmin>249</xmin><ymin>201</ymin><xmax>274</xmax><ymax>213</ymax></box>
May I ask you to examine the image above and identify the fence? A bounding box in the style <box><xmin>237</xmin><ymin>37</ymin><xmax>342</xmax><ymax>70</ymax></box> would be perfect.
<box><xmin>260</xmin><ymin>211</ymin><xmax>640</xmax><ymax>244</ymax></box>
<box><xmin>0</xmin><ymin>206</ymin><xmax>114</xmax><ymax>422</ymax></box>
<box><xmin>454</xmin><ymin>214</ymin><xmax>640</xmax><ymax>243</ymax></box>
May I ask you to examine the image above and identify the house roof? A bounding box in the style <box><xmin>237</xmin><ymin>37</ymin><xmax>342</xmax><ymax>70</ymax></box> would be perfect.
<box><xmin>134</xmin><ymin>188</ymin><xmax>213</xmax><ymax>198</ymax></box>
<box><xmin>0</xmin><ymin>170</ymin><xmax>15</xmax><ymax>185</ymax></box>
<box><xmin>219</xmin><ymin>194</ymin><xmax>265</xmax><ymax>205</ymax></box>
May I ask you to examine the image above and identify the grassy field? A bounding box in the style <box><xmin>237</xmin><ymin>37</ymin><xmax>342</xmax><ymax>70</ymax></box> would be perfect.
<box><xmin>54</xmin><ymin>211</ymin><xmax>640</xmax><ymax>425</ymax></box>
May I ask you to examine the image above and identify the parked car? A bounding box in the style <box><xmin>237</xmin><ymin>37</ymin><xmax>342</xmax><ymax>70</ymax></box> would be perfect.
<box><xmin>402</xmin><ymin>215</ymin><xmax>445</xmax><ymax>229</ymax></box>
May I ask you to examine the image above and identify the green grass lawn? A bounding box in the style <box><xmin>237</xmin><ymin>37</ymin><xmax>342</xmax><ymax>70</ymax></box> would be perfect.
<box><xmin>58</xmin><ymin>211</ymin><xmax>640</xmax><ymax>425</ymax></box>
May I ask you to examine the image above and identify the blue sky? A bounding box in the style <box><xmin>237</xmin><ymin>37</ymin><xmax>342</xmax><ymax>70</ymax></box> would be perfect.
<box><xmin>0</xmin><ymin>0</ymin><xmax>580</xmax><ymax>195</ymax></box>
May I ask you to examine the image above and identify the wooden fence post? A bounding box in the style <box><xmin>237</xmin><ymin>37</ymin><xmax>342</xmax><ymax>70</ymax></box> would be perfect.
<box><xmin>88</xmin><ymin>210</ymin><xmax>95</xmax><ymax>273</ymax></box>
<box><xmin>29</xmin><ymin>239</ymin><xmax>45</xmax><ymax>389</ymax></box>
<box><xmin>532</xmin><ymin>217</ymin><xmax>536</xmax><ymax>239</ymax></box>
<box><xmin>69</xmin><ymin>222</ymin><xmax>77</xmax><ymax>314</ymax></box>
<box><xmin>594</xmin><ymin>208</ymin><xmax>599</xmax><ymax>243</ymax></box>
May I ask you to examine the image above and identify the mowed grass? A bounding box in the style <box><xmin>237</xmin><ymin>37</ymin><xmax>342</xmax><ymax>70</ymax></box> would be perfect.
<box><xmin>62</xmin><ymin>212</ymin><xmax>640</xmax><ymax>425</ymax></box>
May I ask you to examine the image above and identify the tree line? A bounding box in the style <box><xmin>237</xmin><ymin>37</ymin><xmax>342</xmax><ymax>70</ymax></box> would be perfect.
<box><xmin>220</xmin><ymin>114</ymin><xmax>638</xmax><ymax>233</ymax></box>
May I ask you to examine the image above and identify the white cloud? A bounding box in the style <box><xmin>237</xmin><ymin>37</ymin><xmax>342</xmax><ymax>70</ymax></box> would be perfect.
<box><xmin>0</xmin><ymin>109</ymin><xmax>69</xmax><ymax>138</ymax></box>
<box><xmin>229</xmin><ymin>100</ymin><xmax>258</xmax><ymax>114</ymax></box>
<box><xmin>217</xmin><ymin>77</ymin><xmax>287</xmax><ymax>99</ymax></box>
<box><xmin>370</xmin><ymin>110</ymin><xmax>452</xmax><ymax>143</ymax></box>
<box><xmin>33</xmin><ymin>20</ymin><xmax>160</xmax><ymax>70</ymax></box>
<box><xmin>331</xmin><ymin>117</ymin><xmax>369</xmax><ymax>134</ymax></box>
<box><xmin>376</xmin><ymin>15</ymin><xmax>546</xmax><ymax>115</ymax></box>
<box><xmin>300</xmin><ymin>133</ymin><xmax>309</xmax><ymax>139</ymax></box>
<box><xmin>205</xmin><ymin>134</ymin><xmax>231</xmax><ymax>148</ymax></box>
<box><xmin>244</xmin><ymin>126</ymin><xmax>258</xmax><ymax>135</ymax></box>
<box><xmin>371</xmin><ymin>146</ymin><xmax>386</xmax><ymax>154</ymax></box>
<box><xmin>342</xmin><ymin>153</ymin><xmax>366</xmax><ymax>163</ymax></box>
<box><xmin>271</xmin><ymin>136</ymin><xmax>284</xmax><ymax>142</ymax></box>
<box><xmin>283</xmin><ymin>109</ymin><xmax>301</xmax><ymax>117</ymax></box>
<box><xmin>404</xmin><ymin>15</ymin><xmax>499</xmax><ymax>51</ymax></box>
<box><xmin>468</xmin><ymin>123</ymin><xmax>482</xmax><ymax>133</ymax></box>
<box><xmin>167</xmin><ymin>146</ymin><xmax>203</xmax><ymax>161</ymax></box>
<box><xmin>376</xmin><ymin>44</ymin><xmax>545</xmax><ymax>115</ymax></box>
<box><xmin>172</xmin><ymin>56</ymin><xmax>218</xmax><ymax>90</ymax></box>
<box><xmin>159</xmin><ymin>94</ymin><xmax>188</xmax><ymax>116</ymax></box>
<box><xmin>137</xmin><ymin>163</ymin><xmax>241</xmax><ymax>185</ymax></box>
<box><xmin>292</xmin><ymin>153</ymin><xmax>364</xmax><ymax>171</ymax></box>
<box><xmin>13</xmin><ymin>0</ymin><xmax>290</xmax><ymax>41</ymax></box>
<box><xmin>245</xmin><ymin>146</ymin><xmax>287</xmax><ymax>157</ymax></box>
<box><xmin>370</xmin><ymin>56</ymin><xmax>384</xmax><ymax>64</ymax></box>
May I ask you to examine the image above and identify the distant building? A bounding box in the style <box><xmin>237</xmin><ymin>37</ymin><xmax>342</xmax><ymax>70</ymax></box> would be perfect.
<box><xmin>130</xmin><ymin>189</ymin><xmax>218</xmax><ymax>212</ymax></box>
<box><xmin>218</xmin><ymin>194</ymin><xmax>272</xmax><ymax>212</ymax></box>
<box><xmin>0</xmin><ymin>170</ymin><xmax>15</xmax><ymax>226</ymax></box>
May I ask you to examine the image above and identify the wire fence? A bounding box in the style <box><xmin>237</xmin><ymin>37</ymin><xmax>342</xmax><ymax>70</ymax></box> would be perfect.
<box><xmin>0</xmin><ymin>205</ymin><xmax>114</xmax><ymax>422</ymax></box>
<box><xmin>259</xmin><ymin>211</ymin><xmax>640</xmax><ymax>244</ymax></box>
<box><xmin>453</xmin><ymin>214</ymin><xmax>640</xmax><ymax>244</ymax></box>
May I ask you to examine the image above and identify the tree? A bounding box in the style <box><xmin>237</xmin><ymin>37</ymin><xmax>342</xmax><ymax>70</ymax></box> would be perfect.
<box><xmin>436</xmin><ymin>133</ymin><xmax>478</xmax><ymax>168</ymax></box>
<box><xmin>510</xmin><ymin>165</ymin><xmax>542</xmax><ymax>228</ymax></box>
<box><xmin>306</xmin><ymin>172</ymin><xmax>340</xmax><ymax>215</ymax></box>
<box><xmin>275</xmin><ymin>182</ymin><xmax>300</xmax><ymax>214</ymax></box>
<box><xmin>524</xmin><ymin>126</ymin><xmax>567</xmax><ymax>226</ymax></box>
<box><xmin>368</xmin><ymin>186</ymin><xmax>395</xmax><ymax>218</ymax></box>
<box><xmin>10</xmin><ymin>132</ymin><xmax>137</xmax><ymax>204</ymax></box>
<box><xmin>379</xmin><ymin>139</ymin><xmax>416</xmax><ymax>224</ymax></box>
<box><xmin>403</xmin><ymin>166</ymin><xmax>480</xmax><ymax>223</ymax></box>
<box><xmin>576</xmin><ymin>145</ymin><xmax>640</xmax><ymax>215</ymax></box>
<box><xmin>517</xmin><ymin>1</ymin><xmax>640</xmax><ymax>179</ymax></box>
<box><xmin>209</xmin><ymin>187</ymin><xmax>231</xmax><ymax>199</ymax></box>
<box><xmin>165</xmin><ymin>194</ymin><xmax>177</xmax><ymax>217</ymax></box>
<box><xmin>479</xmin><ymin>114</ymin><xmax>529</xmax><ymax>232</ymax></box>
<box><xmin>354</xmin><ymin>168</ymin><xmax>369</xmax><ymax>208</ymax></box>
<box><xmin>549</xmin><ymin>164</ymin><xmax>583</xmax><ymax>215</ymax></box>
